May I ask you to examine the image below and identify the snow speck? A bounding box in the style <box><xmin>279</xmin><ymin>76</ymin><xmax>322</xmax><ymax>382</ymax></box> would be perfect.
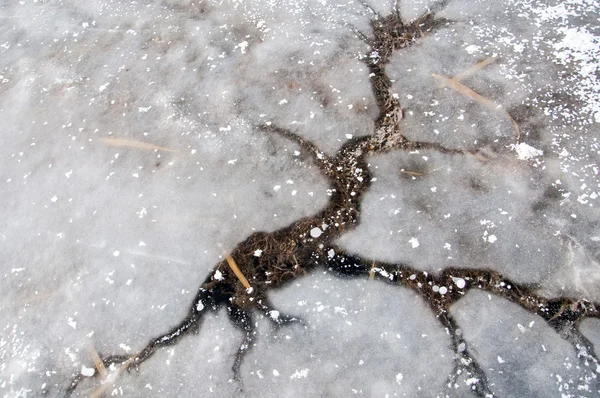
<box><xmin>497</xmin><ymin>356</ymin><xmax>506</xmax><ymax>364</ymax></box>
<box><xmin>67</xmin><ymin>317</ymin><xmax>77</xmax><ymax>329</ymax></box>
<box><xmin>119</xmin><ymin>343</ymin><xmax>131</xmax><ymax>353</ymax></box>
<box><xmin>269</xmin><ymin>310</ymin><xmax>280</xmax><ymax>321</ymax></box>
<box><xmin>395</xmin><ymin>373</ymin><xmax>403</xmax><ymax>385</ymax></box>
<box><xmin>81</xmin><ymin>366</ymin><xmax>95</xmax><ymax>377</ymax></box>
<box><xmin>273</xmin><ymin>369</ymin><xmax>280</xmax><ymax>376</ymax></box>
<box><xmin>113</xmin><ymin>251</ymin><xmax>120</xmax><ymax>257</ymax></box>
<box><xmin>196</xmin><ymin>301</ymin><xmax>204</xmax><ymax>312</ymax></box>
<box><xmin>453</xmin><ymin>277</ymin><xmax>466</xmax><ymax>289</ymax></box>
<box><xmin>465</xmin><ymin>44</ymin><xmax>481</xmax><ymax>54</ymax></box>
<box><xmin>487</xmin><ymin>235</ymin><xmax>498</xmax><ymax>243</ymax></box>
<box><xmin>50</xmin><ymin>195</ymin><xmax>58</xmax><ymax>203</ymax></box>
<box><xmin>273</xmin><ymin>185</ymin><xmax>281</xmax><ymax>192</ymax></box>
<box><xmin>138</xmin><ymin>106</ymin><xmax>152</xmax><ymax>113</ymax></box>
<box><xmin>253</xmin><ymin>249</ymin><xmax>263</xmax><ymax>257</ymax></box>
<box><xmin>512</xmin><ymin>143</ymin><xmax>543</xmax><ymax>160</ymax></box>
<box><xmin>408</xmin><ymin>237</ymin><xmax>420</xmax><ymax>248</ymax></box>
<box><xmin>310</xmin><ymin>227</ymin><xmax>322</xmax><ymax>238</ymax></box>
<box><xmin>99</xmin><ymin>83</ymin><xmax>109</xmax><ymax>92</ymax></box>
<box><xmin>290</xmin><ymin>368</ymin><xmax>309</xmax><ymax>379</ymax></box>
<box><xmin>439</xmin><ymin>286</ymin><xmax>448</xmax><ymax>295</ymax></box>
<box><xmin>236</xmin><ymin>41</ymin><xmax>249</xmax><ymax>54</ymax></box>
<box><xmin>214</xmin><ymin>270</ymin><xmax>223</xmax><ymax>281</ymax></box>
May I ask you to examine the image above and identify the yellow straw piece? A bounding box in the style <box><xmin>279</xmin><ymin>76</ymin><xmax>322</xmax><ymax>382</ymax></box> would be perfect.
<box><xmin>369</xmin><ymin>261</ymin><xmax>376</xmax><ymax>280</ymax></box>
<box><xmin>432</xmin><ymin>73</ymin><xmax>520</xmax><ymax>141</ymax></box>
<box><xmin>225</xmin><ymin>255</ymin><xmax>252</xmax><ymax>290</ymax></box>
<box><xmin>100</xmin><ymin>137</ymin><xmax>178</xmax><ymax>153</ymax></box>
<box><xmin>88</xmin><ymin>345</ymin><xmax>108</xmax><ymax>379</ymax></box>
<box><xmin>452</xmin><ymin>58</ymin><xmax>496</xmax><ymax>82</ymax></box>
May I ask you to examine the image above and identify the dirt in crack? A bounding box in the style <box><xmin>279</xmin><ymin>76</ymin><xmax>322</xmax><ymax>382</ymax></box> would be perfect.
<box><xmin>66</xmin><ymin>3</ymin><xmax>600</xmax><ymax>397</ymax></box>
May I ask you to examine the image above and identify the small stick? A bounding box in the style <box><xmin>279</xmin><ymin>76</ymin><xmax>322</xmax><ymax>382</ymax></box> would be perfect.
<box><xmin>432</xmin><ymin>73</ymin><xmax>520</xmax><ymax>142</ymax></box>
<box><xmin>226</xmin><ymin>255</ymin><xmax>252</xmax><ymax>290</ymax></box>
<box><xmin>369</xmin><ymin>261</ymin><xmax>376</xmax><ymax>280</ymax></box>
<box><xmin>89</xmin><ymin>358</ymin><xmax>133</xmax><ymax>398</ymax></box>
<box><xmin>399</xmin><ymin>170</ymin><xmax>424</xmax><ymax>176</ymax></box>
<box><xmin>451</xmin><ymin>58</ymin><xmax>496</xmax><ymax>83</ymax></box>
<box><xmin>100</xmin><ymin>137</ymin><xmax>178</xmax><ymax>153</ymax></box>
<box><xmin>88</xmin><ymin>345</ymin><xmax>108</xmax><ymax>379</ymax></box>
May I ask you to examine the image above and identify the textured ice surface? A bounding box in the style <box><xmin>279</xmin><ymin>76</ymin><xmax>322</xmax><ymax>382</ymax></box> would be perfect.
<box><xmin>451</xmin><ymin>290</ymin><xmax>598</xmax><ymax>397</ymax></box>
<box><xmin>1</xmin><ymin>0</ymin><xmax>599</xmax><ymax>397</ymax></box>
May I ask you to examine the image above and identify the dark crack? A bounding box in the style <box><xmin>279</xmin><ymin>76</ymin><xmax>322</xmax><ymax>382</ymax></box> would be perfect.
<box><xmin>66</xmin><ymin>2</ymin><xmax>600</xmax><ymax>396</ymax></box>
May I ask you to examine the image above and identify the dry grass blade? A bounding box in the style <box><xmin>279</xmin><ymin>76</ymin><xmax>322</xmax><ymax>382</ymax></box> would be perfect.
<box><xmin>399</xmin><ymin>170</ymin><xmax>424</xmax><ymax>176</ymax></box>
<box><xmin>100</xmin><ymin>137</ymin><xmax>178</xmax><ymax>153</ymax></box>
<box><xmin>89</xmin><ymin>358</ymin><xmax>133</xmax><ymax>398</ymax></box>
<box><xmin>369</xmin><ymin>261</ymin><xmax>376</xmax><ymax>281</ymax></box>
<box><xmin>432</xmin><ymin>73</ymin><xmax>498</xmax><ymax>110</ymax></box>
<box><xmin>452</xmin><ymin>58</ymin><xmax>496</xmax><ymax>82</ymax></box>
<box><xmin>226</xmin><ymin>255</ymin><xmax>252</xmax><ymax>289</ymax></box>
<box><xmin>88</xmin><ymin>345</ymin><xmax>108</xmax><ymax>379</ymax></box>
<box><xmin>432</xmin><ymin>73</ymin><xmax>520</xmax><ymax>142</ymax></box>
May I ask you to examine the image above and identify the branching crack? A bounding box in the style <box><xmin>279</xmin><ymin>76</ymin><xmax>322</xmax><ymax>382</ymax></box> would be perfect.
<box><xmin>66</xmin><ymin>2</ymin><xmax>600</xmax><ymax>396</ymax></box>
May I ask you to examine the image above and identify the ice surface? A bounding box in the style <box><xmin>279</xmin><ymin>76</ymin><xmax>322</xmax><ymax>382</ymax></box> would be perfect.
<box><xmin>451</xmin><ymin>290</ymin><xmax>599</xmax><ymax>397</ymax></box>
<box><xmin>1</xmin><ymin>0</ymin><xmax>599</xmax><ymax>397</ymax></box>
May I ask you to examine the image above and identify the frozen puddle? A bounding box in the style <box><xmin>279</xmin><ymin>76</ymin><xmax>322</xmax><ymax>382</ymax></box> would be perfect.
<box><xmin>1</xmin><ymin>0</ymin><xmax>599</xmax><ymax>397</ymax></box>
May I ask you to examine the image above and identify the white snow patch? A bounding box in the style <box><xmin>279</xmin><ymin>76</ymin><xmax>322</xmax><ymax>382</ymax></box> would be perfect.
<box><xmin>452</xmin><ymin>277</ymin><xmax>466</xmax><ymax>289</ymax></box>
<box><xmin>81</xmin><ymin>366</ymin><xmax>95</xmax><ymax>377</ymax></box>
<box><xmin>290</xmin><ymin>368</ymin><xmax>309</xmax><ymax>379</ymax></box>
<box><xmin>512</xmin><ymin>143</ymin><xmax>543</xmax><ymax>160</ymax></box>
<box><xmin>408</xmin><ymin>237</ymin><xmax>420</xmax><ymax>248</ymax></box>
<box><xmin>395</xmin><ymin>373</ymin><xmax>403</xmax><ymax>385</ymax></box>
